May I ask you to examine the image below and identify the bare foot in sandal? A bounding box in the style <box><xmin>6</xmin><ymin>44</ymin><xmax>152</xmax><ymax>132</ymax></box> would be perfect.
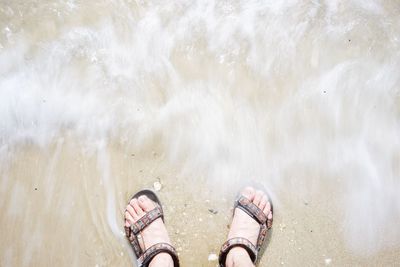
<box><xmin>125</xmin><ymin>194</ymin><xmax>177</xmax><ymax>267</ymax></box>
<box><xmin>220</xmin><ymin>186</ymin><xmax>273</xmax><ymax>267</ymax></box>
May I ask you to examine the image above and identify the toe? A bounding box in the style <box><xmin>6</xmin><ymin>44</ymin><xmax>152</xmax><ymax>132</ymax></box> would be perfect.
<box><xmin>130</xmin><ymin>198</ymin><xmax>144</xmax><ymax>217</ymax></box>
<box><xmin>126</xmin><ymin>204</ymin><xmax>138</xmax><ymax>219</ymax></box>
<box><xmin>259</xmin><ymin>195</ymin><xmax>267</xmax><ymax>210</ymax></box>
<box><xmin>263</xmin><ymin>201</ymin><xmax>272</xmax><ymax>216</ymax></box>
<box><xmin>138</xmin><ymin>195</ymin><xmax>156</xmax><ymax>212</ymax></box>
<box><xmin>253</xmin><ymin>190</ymin><xmax>263</xmax><ymax>205</ymax></box>
<box><xmin>241</xmin><ymin>186</ymin><xmax>256</xmax><ymax>200</ymax></box>
<box><xmin>268</xmin><ymin>211</ymin><xmax>273</xmax><ymax>220</ymax></box>
<box><xmin>125</xmin><ymin>210</ymin><xmax>135</xmax><ymax>224</ymax></box>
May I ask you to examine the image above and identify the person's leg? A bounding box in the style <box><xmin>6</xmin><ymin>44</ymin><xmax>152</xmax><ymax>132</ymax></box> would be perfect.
<box><xmin>225</xmin><ymin>247</ymin><xmax>255</xmax><ymax>267</ymax></box>
<box><xmin>223</xmin><ymin>187</ymin><xmax>273</xmax><ymax>267</ymax></box>
<box><xmin>125</xmin><ymin>195</ymin><xmax>174</xmax><ymax>267</ymax></box>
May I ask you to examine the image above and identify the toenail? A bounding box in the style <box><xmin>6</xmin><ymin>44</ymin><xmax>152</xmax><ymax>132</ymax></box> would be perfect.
<box><xmin>138</xmin><ymin>195</ymin><xmax>146</xmax><ymax>202</ymax></box>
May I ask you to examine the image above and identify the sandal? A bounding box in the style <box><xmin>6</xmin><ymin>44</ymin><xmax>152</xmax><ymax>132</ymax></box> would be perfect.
<box><xmin>124</xmin><ymin>189</ymin><xmax>180</xmax><ymax>267</ymax></box>
<box><xmin>218</xmin><ymin>191</ymin><xmax>273</xmax><ymax>266</ymax></box>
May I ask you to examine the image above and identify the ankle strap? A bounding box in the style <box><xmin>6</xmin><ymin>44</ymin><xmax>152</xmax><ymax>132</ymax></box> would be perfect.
<box><xmin>218</xmin><ymin>237</ymin><xmax>257</xmax><ymax>267</ymax></box>
<box><xmin>139</xmin><ymin>243</ymin><xmax>180</xmax><ymax>267</ymax></box>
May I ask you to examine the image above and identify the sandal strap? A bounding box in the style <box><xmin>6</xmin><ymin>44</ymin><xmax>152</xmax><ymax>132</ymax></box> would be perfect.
<box><xmin>125</xmin><ymin>225</ymin><xmax>143</xmax><ymax>257</ymax></box>
<box><xmin>218</xmin><ymin>237</ymin><xmax>257</xmax><ymax>267</ymax></box>
<box><xmin>235</xmin><ymin>196</ymin><xmax>267</xmax><ymax>225</ymax></box>
<box><xmin>130</xmin><ymin>206</ymin><xmax>163</xmax><ymax>235</ymax></box>
<box><xmin>139</xmin><ymin>243</ymin><xmax>180</xmax><ymax>267</ymax></box>
<box><xmin>257</xmin><ymin>224</ymin><xmax>268</xmax><ymax>248</ymax></box>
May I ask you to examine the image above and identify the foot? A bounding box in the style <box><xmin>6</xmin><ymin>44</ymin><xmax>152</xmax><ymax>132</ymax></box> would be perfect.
<box><xmin>225</xmin><ymin>187</ymin><xmax>273</xmax><ymax>267</ymax></box>
<box><xmin>125</xmin><ymin>195</ymin><xmax>174</xmax><ymax>267</ymax></box>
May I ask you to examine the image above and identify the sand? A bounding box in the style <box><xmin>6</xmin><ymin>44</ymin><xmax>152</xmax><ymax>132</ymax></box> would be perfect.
<box><xmin>1</xmin><ymin>140</ymin><xmax>399</xmax><ymax>266</ymax></box>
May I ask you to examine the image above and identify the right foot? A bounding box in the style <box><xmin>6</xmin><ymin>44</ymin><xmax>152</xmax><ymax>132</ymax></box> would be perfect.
<box><xmin>225</xmin><ymin>187</ymin><xmax>273</xmax><ymax>266</ymax></box>
<box><xmin>125</xmin><ymin>195</ymin><xmax>174</xmax><ymax>266</ymax></box>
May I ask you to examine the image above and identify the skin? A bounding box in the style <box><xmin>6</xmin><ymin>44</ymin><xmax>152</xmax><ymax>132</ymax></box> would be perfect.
<box><xmin>124</xmin><ymin>186</ymin><xmax>273</xmax><ymax>267</ymax></box>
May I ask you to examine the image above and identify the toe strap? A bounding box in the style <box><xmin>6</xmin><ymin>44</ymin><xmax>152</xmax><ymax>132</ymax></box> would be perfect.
<box><xmin>235</xmin><ymin>196</ymin><xmax>267</xmax><ymax>225</ymax></box>
<box><xmin>218</xmin><ymin>237</ymin><xmax>257</xmax><ymax>267</ymax></box>
<box><xmin>130</xmin><ymin>206</ymin><xmax>163</xmax><ymax>235</ymax></box>
<box><xmin>139</xmin><ymin>243</ymin><xmax>180</xmax><ymax>267</ymax></box>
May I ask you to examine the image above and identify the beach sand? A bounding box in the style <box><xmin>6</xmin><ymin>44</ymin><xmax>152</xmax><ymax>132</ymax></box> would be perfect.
<box><xmin>1</xmin><ymin>140</ymin><xmax>399</xmax><ymax>266</ymax></box>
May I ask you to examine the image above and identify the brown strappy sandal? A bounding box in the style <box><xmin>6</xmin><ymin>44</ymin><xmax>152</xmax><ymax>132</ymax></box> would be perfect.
<box><xmin>218</xmin><ymin>192</ymin><xmax>273</xmax><ymax>266</ymax></box>
<box><xmin>124</xmin><ymin>189</ymin><xmax>180</xmax><ymax>267</ymax></box>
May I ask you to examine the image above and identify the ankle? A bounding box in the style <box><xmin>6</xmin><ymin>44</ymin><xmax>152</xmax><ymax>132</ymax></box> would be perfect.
<box><xmin>149</xmin><ymin>252</ymin><xmax>174</xmax><ymax>267</ymax></box>
<box><xmin>225</xmin><ymin>247</ymin><xmax>254</xmax><ymax>267</ymax></box>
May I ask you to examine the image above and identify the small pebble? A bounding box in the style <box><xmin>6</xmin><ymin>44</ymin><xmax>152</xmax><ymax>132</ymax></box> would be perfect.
<box><xmin>325</xmin><ymin>258</ymin><xmax>332</xmax><ymax>265</ymax></box>
<box><xmin>208</xmin><ymin>209</ymin><xmax>218</xmax><ymax>214</ymax></box>
<box><xmin>153</xmin><ymin>181</ymin><xmax>162</xmax><ymax>191</ymax></box>
<box><xmin>208</xmin><ymin>253</ymin><xmax>218</xmax><ymax>261</ymax></box>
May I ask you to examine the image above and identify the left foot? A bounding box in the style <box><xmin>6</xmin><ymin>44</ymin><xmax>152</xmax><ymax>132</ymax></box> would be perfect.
<box><xmin>125</xmin><ymin>195</ymin><xmax>174</xmax><ymax>266</ymax></box>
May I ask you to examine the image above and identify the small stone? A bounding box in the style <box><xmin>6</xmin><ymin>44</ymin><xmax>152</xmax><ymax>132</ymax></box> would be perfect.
<box><xmin>208</xmin><ymin>253</ymin><xmax>218</xmax><ymax>261</ymax></box>
<box><xmin>208</xmin><ymin>209</ymin><xmax>218</xmax><ymax>214</ymax></box>
<box><xmin>325</xmin><ymin>258</ymin><xmax>332</xmax><ymax>265</ymax></box>
<box><xmin>153</xmin><ymin>181</ymin><xmax>162</xmax><ymax>191</ymax></box>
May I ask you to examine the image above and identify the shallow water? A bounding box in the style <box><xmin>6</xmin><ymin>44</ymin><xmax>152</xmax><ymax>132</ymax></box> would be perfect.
<box><xmin>1</xmin><ymin>1</ymin><xmax>400</xmax><ymax>266</ymax></box>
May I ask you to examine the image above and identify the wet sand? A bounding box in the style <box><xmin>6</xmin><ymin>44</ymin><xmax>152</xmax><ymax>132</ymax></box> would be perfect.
<box><xmin>1</xmin><ymin>140</ymin><xmax>399</xmax><ymax>266</ymax></box>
